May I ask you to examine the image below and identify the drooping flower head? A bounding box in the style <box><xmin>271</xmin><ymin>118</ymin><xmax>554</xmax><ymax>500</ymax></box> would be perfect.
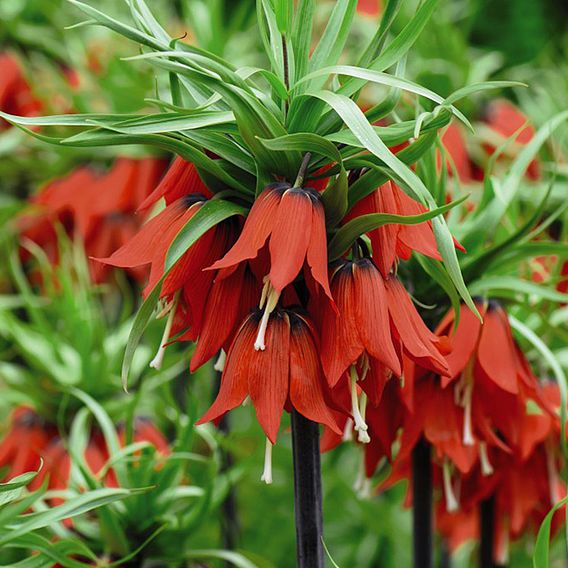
<box><xmin>318</xmin><ymin>253</ymin><xmax>449</xmax><ymax>444</ymax></box>
<box><xmin>209</xmin><ymin>181</ymin><xmax>333</xmax><ymax>352</ymax></box>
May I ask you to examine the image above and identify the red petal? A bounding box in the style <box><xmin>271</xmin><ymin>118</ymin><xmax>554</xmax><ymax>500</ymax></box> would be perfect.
<box><xmin>289</xmin><ymin>315</ymin><xmax>341</xmax><ymax>434</ymax></box>
<box><xmin>353</xmin><ymin>260</ymin><xmax>401</xmax><ymax>376</ymax></box>
<box><xmin>96</xmin><ymin>201</ymin><xmax>185</xmax><ymax>270</ymax></box>
<box><xmin>248</xmin><ymin>312</ymin><xmax>291</xmax><ymax>443</ymax></box>
<box><xmin>306</xmin><ymin>200</ymin><xmax>334</xmax><ymax>302</ymax></box>
<box><xmin>268</xmin><ymin>189</ymin><xmax>313</xmax><ymax>292</ymax></box>
<box><xmin>190</xmin><ymin>265</ymin><xmax>246</xmax><ymax>371</ymax></box>
<box><xmin>320</xmin><ymin>264</ymin><xmax>364</xmax><ymax>386</ymax></box>
<box><xmin>138</xmin><ymin>157</ymin><xmax>210</xmax><ymax>212</ymax></box>
<box><xmin>477</xmin><ymin>307</ymin><xmax>518</xmax><ymax>394</ymax></box>
<box><xmin>385</xmin><ymin>277</ymin><xmax>449</xmax><ymax>376</ymax></box>
<box><xmin>197</xmin><ymin>316</ymin><xmax>255</xmax><ymax>426</ymax></box>
<box><xmin>209</xmin><ymin>186</ymin><xmax>282</xmax><ymax>271</ymax></box>
<box><xmin>441</xmin><ymin>304</ymin><xmax>485</xmax><ymax>385</ymax></box>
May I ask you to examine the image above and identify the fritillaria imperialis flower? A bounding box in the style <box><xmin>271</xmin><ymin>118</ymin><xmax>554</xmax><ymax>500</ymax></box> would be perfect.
<box><xmin>346</xmin><ymin>181</ymin><xmax>465</xmax><ymax>276</ymax></box>
<box><xmin>0</xmin><ymin>407</ymin><xmax>55</xmax><ymax>479</ymax></box>
<box><xmin>0</xmin><ymin>53</ymin><xmax>42</xmax><ymax>127</ymax></box>
<box><xmin>198</xmin><ymin>307</ymin><xmax>341</xmax><ymax>482</ymax></box>
<box><xmin>19</xmin><ymin>157</ymin><xmax>166</xmax><ymax>283</ymax></box>
<box><xmin>209</xmin><ymin>182</ymin><xmax>332</xmax><ymax>352</ymax></box>
<box><xmin>482</xmin><ymin>99</ymin><xmax>539</xmax><ymax>180</ymax></box>
<box><xmin>319</xmin><ymin>255</ymin><xmax>448</xmax><ymax>443</ymax></box>
<box><xmin>436</xmin><ymin>384</ymin><xmax>564</xmax><ymax>564</ymax></box>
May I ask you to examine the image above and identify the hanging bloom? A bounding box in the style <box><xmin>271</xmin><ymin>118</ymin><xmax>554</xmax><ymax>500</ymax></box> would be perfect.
<box><xmin>18</xmin><ymin>157</ymin><xmax>167</xmax><ymax>283</ymax></box>
<box><xmin>346</xmin><ymin>181</ymin><xmax>465</xmax><ymax>276</ymax></box>
<box><xmin>482</xmin><ymin>99</ymin><xmax>539</xmax><ymax>180</ymax></box>
<box><xmin>0</xmin><ymin>407</ymin><xmax>55</xmax><ymax>480</ymax></box>
<box><xmin>190</xmin><ymin>263</ymin><xmax>261</xmax><ymax>372</ymax></box>
<box><xmin>0</xmin><ymin>53</ymin><xmax>42</xmax><ymax>128</ymax></box>
<box><xmin>318</xmin><ymin>256</ymin><xmax>448</xmax><ymax>443</ymax></box>
<box><xmin>440</xmin><ymin>123</ymin><xmax>473</xmax><ymax>183</ymax></box>
<box><xmin>209</xmin><ymin>182</ymin><xmax>333</xmax><ymax>351</ymax></box>
<box><xmin>98</xmin><ymin>194</ymin><xmax>238</xmax><ymax>365</ymax></box>
<box><xmin>137</xmin><ymin>156</ymin><xmax>212</xmax><ymax>213</ymax></box>
<box><xmin>198</xmin><ymin>308</ymin><xmax>341</xmax><ymax>445</ymax></box>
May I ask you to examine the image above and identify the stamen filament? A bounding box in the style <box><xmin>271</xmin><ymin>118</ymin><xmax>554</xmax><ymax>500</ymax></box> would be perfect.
<box><xmin>479</xmin><ymin>442</ymin><xmax>494</xmax><ymax>476</ymax></box>
<box><xmin>342</xmin><ymin>418</ymin><xmax>354</xmax><ymax>442</ymax></box>
<box><xmin>214</xmin><ymin>349</ymin><xmax>226</xmax><ymax>372</ymax></box>
<box><xmin>149</xmin><ymin>292</ymin><xmax>179</xmax><ymax>370</ymax></box>
<box><xmin>462</xmin><ymin>380</ymin><xmax>474</xmax><ymax>446</ymax></box>
<box><xmin>260</xmin><ymin>438</ymin><xmax>273</xmax><ymax>484</ymax></box>
<box><xmin>443</xmin><ymin>460</ymin><xmax>459</xmax><ymax>512</ymax></box>
<box><xmin>350</xmin><ymin>366</ymin><xmax>370</xmax><ymax>444</ymax></box>
<box><xmin>254</xmin><ymin>283</ymin><xmax>280</xmax><ymax>351</ymax></box>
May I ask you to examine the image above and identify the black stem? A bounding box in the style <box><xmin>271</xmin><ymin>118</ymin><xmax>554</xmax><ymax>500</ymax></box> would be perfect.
<box><xmin>294</xmin><ymin>152</ymin><xmax>312</xmax><ymax>188</ymax></box>
<box><xmin>291</xmin><ymin>409</ymin><xmax>325</xmax><ymax>568</ymax></box>
<box><xmin>214</xmin><ymin>369</ymin><xmax>240</xmax><ymax>561</ymax></box>
<box><xmin>413</xmin><ymin>437</ymin><xmax>433</xmax><ymax>568</ymax></box>
<box><xmin>479</xmin><ymin>495</ymin><xmax>496</xmax><ymax>568</ymax></box>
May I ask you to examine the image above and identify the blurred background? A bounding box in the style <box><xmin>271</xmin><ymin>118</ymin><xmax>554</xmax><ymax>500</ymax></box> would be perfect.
<box><xmin>1</xmin><ymin>1</ymin><xmax>567</xmax><ymax>567</ymax></box>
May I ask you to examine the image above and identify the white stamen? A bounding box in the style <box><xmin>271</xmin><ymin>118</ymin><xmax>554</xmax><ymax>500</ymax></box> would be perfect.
<box><xmin>214</xmin><ymin>349</ymin><xmax>226</xmax><ymax>372</ymax></box>
<box><xmin>358</xmin><ymin>477</ymin><xmax>372</xmax><ymax>499</ymax></box>
<box><xmin>546</xmin><ymin>442</ymin><xmax>561</xmax><ymax>504</ymax></box>
<box><xmin>443</xmin><ymin>461</ymin><xmax>459</xmax><ymax>512</ymax></box>
<box><xmin>496</xmin><ymin>520</ymin><xmax>510</xmax><ymax>566</ymax></box>
<box><xmin>260</xmin><ymin>438</ymin><xmax>273</xmax><ymax>484</ymax></box>
<box><xmin>462</xmin><ymin>380</ymin><xmax>474</xmax><ymax>446</ymax></box>
<box><xmin>254</xmin><ymin>282</ymin><xmax>280</xmax><ymax>351</ymax></box>
<box><xmin>479</xmin><ymin>442</ymin><xmax>494</xmax><ymax>476</ymax></box>
<box><xmin>242</xmin><ymin>395</ymin><xmax>251</xmax><ymax>407</ymax></box>
<box><xmin>149</xmin><ymin>292</ymin><xmax>179</xmax><ymax>370</ymax></box>
<box><xmin>350</xmin><ymin>366</ymin><xmax>370</xmax><ymax>443</ymax></box>
<box><xmin>342</xmin><ymin>418</ymin><xmax>354</xmax><ymax>442</ymax></box>
<box><xmin>353</xmin><ymin>452</ymin><xmax>365</xmax><ymax>492</ymax></box>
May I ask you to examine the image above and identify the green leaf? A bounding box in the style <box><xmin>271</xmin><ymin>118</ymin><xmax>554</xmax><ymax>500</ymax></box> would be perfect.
<box><xmin>0</xmin><ymin>488</ymin><xmax>146</xmax><ymax>545</ymax></box>
<box><xmin>257</xmin><ymin>132</ymin><xmax>343</xmax><ymax>164</ymax></box>
<box><xmin>328</xmin><ymin>194</ymin><xmax>467</xmax><ymax>260</ymax></box>
<box><xmin>338</xmin><ymin>0</ymin><xmax>439</xmax><ymax>97</ymax></box>
<box><xmin>445</xmin><ymin>81</ymin><xmax>527</xmax><ymax>105</ymax></box>
<box><xmin>469</xmin><ymin>276</ymin><xmax>568</xmax><ymax>304</ymax></box>
<box><xmin>533</xmin><ymin>495</ymin><xmax>568</xmax><ymax>568</ymax></box>
<box><xmin>0</xmin><ymin>471</ymin><xmax>39</xmax><ymax>494</ymax></box>
<box><xmin>291</xmin><ymin>0</ymin><xmax>314</xmax><ymax>85</ymax></box>
<box><xmin>308</xmin><ymin>90</ymin><xmax>476</xmax><ymax>315</ymax></box>
<box><xmin>306</xmin><ymin>0</ymin><xmax>357</xmax><ymax>91</ymax></box>
<box><xmin>322</xmin><ymin>167</ymin><xmax>348</xmax><ymax>229</ymax></box>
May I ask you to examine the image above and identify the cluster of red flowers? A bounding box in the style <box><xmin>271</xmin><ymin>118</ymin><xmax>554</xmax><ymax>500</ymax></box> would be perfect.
<box><xmin>90</xmin><ymin>154</ymin><xmax>463</xmax><ymax>484</ymax></box>
<box><xmin>0</xmin><ymin>407</ymin><xmax>169</xmax><ymax>495</ymax></box>
<box><xmin>18</xmin><ymin>157</ymin><xmax>167</xmax><ymax>283</ymax></box>
<box><xmin>322</xmin><ymin>300</ymin><xmax>564</xmax><ymax>562</ymax></box>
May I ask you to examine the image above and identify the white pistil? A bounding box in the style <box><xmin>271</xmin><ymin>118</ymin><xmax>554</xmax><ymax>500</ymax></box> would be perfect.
<box><xmin>443</xmin><ymin>460</ymin><xmax>459</xmax><ymax>512</ymax></box>
<box><xmin>260</xmin><ymin>438</ymin><xmax>273</xmax><ymax>484</ymax></box>
<box><xmin>214</xmin><ymin>349</ymin><xmax>226</xmax><ymax>372</ymax></box>
<box><xmin>254</xmin><ymin>280</ymin><xmax>280</xmax><ymax>351</ymax></box>
<box><xmin>149</xmin><ymin>292</ymin><xmax>179</xmax><ymax>370</ymax></box>
<box><xmin>350</xmin><ymin>366</ymin><xmax>370</xmax><ymax>444</ymax></box>
<box><xmin>479</xmin><ymin>442</ymin><xmax>494</xmax><ymax>476</ymax></box>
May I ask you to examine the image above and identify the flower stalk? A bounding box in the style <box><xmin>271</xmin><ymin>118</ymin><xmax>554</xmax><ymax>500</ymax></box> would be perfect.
<box><xmin>291</xmin><ymin>409</ymin><xmax>324</xmax><ymax>568</ymax></box>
